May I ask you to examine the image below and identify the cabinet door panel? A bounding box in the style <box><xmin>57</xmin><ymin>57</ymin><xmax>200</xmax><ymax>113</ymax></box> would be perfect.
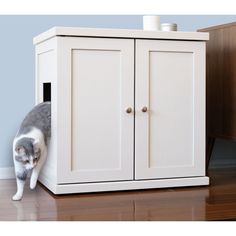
<box><xmin>135</xmin><ymin>40</ymin><xmax>205</xmax><ymax>180</ymax></box>
<box><xmin>57</xmin><ymin>37</ymin><xmax>134</xmax><ymax>183</ymax></box>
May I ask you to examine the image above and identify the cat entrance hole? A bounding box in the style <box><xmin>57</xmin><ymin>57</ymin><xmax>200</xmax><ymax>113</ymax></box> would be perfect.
<box><xmin>43</xmin><ymin>83</ymin><xmax>51</xmax><ymax>102</ymax></box>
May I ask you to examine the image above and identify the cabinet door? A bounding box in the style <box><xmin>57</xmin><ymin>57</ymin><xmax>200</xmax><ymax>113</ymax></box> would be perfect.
<box><xmin>135</xmin><ymin>39</ymin><xmax>205</xmax><ymax>180</ymax></box>
<box><xmin>57</xmin><ymin>37</ymin><xmax>134</xmax><ymax>184</ymax></box>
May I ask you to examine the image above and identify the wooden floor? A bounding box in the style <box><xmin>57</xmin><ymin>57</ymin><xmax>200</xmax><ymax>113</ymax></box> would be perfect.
<box><xmin>1</xmin><ymin>167</ymin><xmax>236</xmax><ymax>221</ymax></box>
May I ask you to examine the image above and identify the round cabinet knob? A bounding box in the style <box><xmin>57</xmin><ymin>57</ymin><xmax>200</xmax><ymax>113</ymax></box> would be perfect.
<box><xmin>126</xmin><ymin>107</ymin><xmax>132</xmax><ymax>114</ymax></box>
<box><xmin>142</xmin><ymin>106</ymin><xmax>148</xmax><ymax>113</ymax></box>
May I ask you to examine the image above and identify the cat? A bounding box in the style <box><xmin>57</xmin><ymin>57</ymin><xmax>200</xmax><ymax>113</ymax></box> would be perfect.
<box><xmin>12</xmin><ymin>102</ymin><xmax>51</xmax><ymax>201</ymax></box>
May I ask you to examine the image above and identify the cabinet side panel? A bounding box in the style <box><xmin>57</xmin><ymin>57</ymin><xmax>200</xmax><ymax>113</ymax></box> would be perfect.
<box><xmin>36</xmin><ymin>39</ymin><xmax>57</xmax><ymax>183</ymax></box>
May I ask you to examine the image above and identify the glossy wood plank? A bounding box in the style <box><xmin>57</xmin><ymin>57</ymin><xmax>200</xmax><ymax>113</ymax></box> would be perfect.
<box><xmin>1</xmin><ymin>167</ymin><xmax>236</xmax><ymax>221</ymax></box>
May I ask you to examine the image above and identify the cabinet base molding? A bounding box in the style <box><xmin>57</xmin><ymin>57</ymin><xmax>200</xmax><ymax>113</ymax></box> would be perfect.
<box><xmin>39</xmin><ymin>175</ymin><xmax>209</xmax><ymax>195</ymax></box>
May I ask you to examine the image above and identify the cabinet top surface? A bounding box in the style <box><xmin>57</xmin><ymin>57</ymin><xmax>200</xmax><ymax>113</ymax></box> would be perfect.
<box><xmin>33</xmin><ymin>26</ymin><xmax>209</xmax><ymax>44</ymax></box>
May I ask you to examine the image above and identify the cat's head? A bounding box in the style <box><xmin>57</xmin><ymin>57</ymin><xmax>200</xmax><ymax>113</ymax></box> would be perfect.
<box><xmin>14</xmin><ymin>137</ymin><xmax>41</xmax><ymax>170</ymax></box>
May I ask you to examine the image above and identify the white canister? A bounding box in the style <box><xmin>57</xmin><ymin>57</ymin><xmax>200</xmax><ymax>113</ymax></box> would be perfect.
<box><xmin>143</xmin><ymin>15</ymin><xmax>160</xmax><ymax>31</ymax></box>
<box><xmin>161</xmin><ymin>23</ymin><xmax>178</xmax><ymax>32</ymax></box>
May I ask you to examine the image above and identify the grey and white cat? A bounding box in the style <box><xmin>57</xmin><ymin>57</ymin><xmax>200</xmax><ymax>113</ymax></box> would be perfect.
<box><xmin>12</xmin><ymin>102</ymin><xmax>51</xmax><ymax>201</ymax></box>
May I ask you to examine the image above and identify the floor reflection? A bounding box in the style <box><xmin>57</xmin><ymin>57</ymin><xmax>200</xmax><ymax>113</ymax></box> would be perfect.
<box><xmin>12</xmin><ymin>200</ymin><xmax>38</xmax><ymax>221</ymax></box>
<box><xmin>0</xmin><ymin>179</ymin><xmax>57</xmax><ymax>221</ymax></box>
<box><xmin>133</xmin><ymin>188</ymin><xmax>209</xmax><ymax>220</ymax></box>
<box><xmin>0</xmin><ymin>179</ymin><xmax>210</xmax><ymax>220</ymax></box>
<box><xmin>51</xmin><ymin>187</ymin><xmax>209</xmax><ymax>220</ymax></box>
<box><xmin>5</xmin><ymin>168</ymin><xmax>236</xmax><ymax>221</ymax></box>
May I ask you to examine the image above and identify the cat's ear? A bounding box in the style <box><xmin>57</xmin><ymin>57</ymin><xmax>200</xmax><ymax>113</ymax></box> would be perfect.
<box><xmin>15</xmin><ymin>146</ymin><xmax>25</xmax><ymax>155</ymax></box>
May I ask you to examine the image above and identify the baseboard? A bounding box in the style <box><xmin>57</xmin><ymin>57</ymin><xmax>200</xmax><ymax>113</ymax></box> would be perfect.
<box><xmin>0</xmin><ymin>167</ymin><xmax>15</xmax><ymax>179</ymax></box>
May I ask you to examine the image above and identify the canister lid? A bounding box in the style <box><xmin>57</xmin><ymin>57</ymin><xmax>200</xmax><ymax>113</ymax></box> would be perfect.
<box><xmin>161</xmin><ymin>23</ymin><xmax>178</xmax><ymax>31</ymax></box>
<box><xmin>161</xmin><ymin>23</ymin><xmax>177</xmax><ymax>27</ymax></box>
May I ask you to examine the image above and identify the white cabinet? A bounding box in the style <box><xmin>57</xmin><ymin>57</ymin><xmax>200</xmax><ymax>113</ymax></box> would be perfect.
<box><xmin>34</xmin><ymin>27</ymin><xmax>209</xmax><ymax>194</ymax></box>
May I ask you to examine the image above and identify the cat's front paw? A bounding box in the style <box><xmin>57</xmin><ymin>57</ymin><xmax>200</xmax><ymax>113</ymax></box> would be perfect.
<box><xmin>30</xmin><ymin>179</ymin><xmax>37</xmax><ymax>190</ymax></box>
<box><xmin>12</xmin><ymin>193</ymin><xmax>22</xmax><ymax>201</ymax></box>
